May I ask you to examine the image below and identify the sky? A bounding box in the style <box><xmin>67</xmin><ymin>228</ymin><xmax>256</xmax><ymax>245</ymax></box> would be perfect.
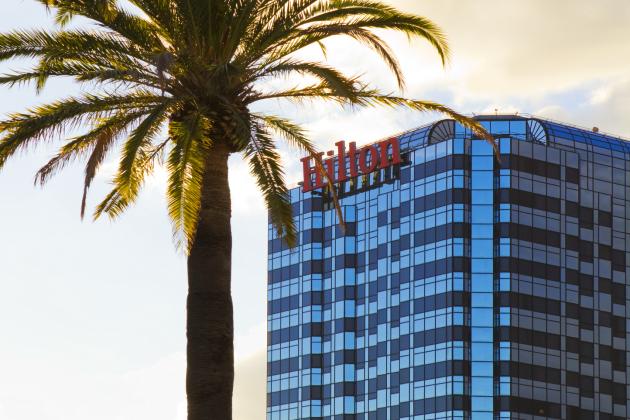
<box><xmin>0</xmin><ymin>1</ymin><xmax>630</xmax><ymax>419</ymax></box>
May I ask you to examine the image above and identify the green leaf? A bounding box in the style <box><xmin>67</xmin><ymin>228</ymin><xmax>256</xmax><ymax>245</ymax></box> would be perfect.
<box><xmin>115</xmin><ymin>100</ymin><xmax>172</xmax><ymax>198</ymax></box>
<box><xmin>166</xmin><ymin>113</ymin><xmax>210</xmax><ymax>252</ymax></box>
<box><xmin>243</xmin><ymin>123</ymin><xmax>297</xmax><ymax>247</ymax></box>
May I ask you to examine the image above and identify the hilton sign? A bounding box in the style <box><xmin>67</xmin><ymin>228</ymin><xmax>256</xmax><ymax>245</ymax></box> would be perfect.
<box><xmin>301</xmin><ymin>138</ymin><xmax>402</xmax><ymax>193</ymax></box>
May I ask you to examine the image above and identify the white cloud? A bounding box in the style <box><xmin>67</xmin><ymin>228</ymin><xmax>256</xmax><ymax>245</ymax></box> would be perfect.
<box><xmin>234</xmin><ymin>350</ymin><xmax>267</xmax><ymax>420</ymax></box>
<box><xmin>571</xmin><ymin>77</ymin><xmax>630</xmax><ymax>136</ymax></box>
<box><xmin>589</xmin><ymin>84</ymin><xmax>615</xmax><ymax>106</ymax></box>
<box><xmin>0</xmin><ymin>347</ymin><xmax>263</xmax><ymax>420</ymax></box>
<box><xmin>388</xmin><ymin>0</ymin><xmax>630</xmax><ymax>102</ymax></box>
<box><xmin>533</xmin><ymin>105</ymin><xmax>571</xmax><ymax>122</ymax></box>
<box><xmin>229</xmin><ymin>157</ymin><xmax>266</xmax><ymax>215</ymax></box>
<box><xmin>0</xmin><ymin>352</ymin><xmax>185</xmax><ymax>420</ymax></box>
<box><xmin>235</xmin><ymin>321</ymin><xmax>267</xmax><ymax>362</ymax></box>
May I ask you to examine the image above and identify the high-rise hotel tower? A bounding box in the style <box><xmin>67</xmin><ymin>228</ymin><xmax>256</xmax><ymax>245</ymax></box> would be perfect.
<box><xmin>267</xmin><ymin>115</ymin><xmax>630</xmax><ymax>420</ymax></box>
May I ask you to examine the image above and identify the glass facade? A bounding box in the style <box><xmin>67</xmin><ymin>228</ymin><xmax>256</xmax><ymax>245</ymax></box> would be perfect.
<box><xmin>267</xmin><ymin>116</ymin><xmax>630</xmax><ymax>419</ymax></box>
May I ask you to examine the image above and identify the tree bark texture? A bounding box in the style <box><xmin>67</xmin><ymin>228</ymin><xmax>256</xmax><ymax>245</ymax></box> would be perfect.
<box><xmin>187</xmin><ymin>142</ymin><xmax>234</xmax><ymax>420</ymax></box>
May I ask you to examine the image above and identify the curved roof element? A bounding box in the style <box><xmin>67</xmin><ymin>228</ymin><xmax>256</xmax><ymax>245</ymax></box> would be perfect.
<box><xmin>428</xmin><ymin>119</ymin><xmax>455</xmax><ymax>144</ymax></box>
<box><xmin>391</xmin><ymin>114</ymin><xmax>630</xmax><ymax>155</ymax></box>
<box><xmin>526</xmin><ymin>119</ymin><xmax>548</xmax><ymax>144</ymax></box>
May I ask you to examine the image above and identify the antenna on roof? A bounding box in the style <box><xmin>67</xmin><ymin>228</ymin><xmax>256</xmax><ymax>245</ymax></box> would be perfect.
<box><xmin>495</xmin><ymin>108</ymin><xmax>498</xmax><ymax>115</ymax></box>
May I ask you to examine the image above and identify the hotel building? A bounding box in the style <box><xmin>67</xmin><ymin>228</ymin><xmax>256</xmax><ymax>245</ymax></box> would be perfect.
<box><xmin>267</xmin><ymin>115</ymin><xmax>630</xmax><ymax>419</ymax></box>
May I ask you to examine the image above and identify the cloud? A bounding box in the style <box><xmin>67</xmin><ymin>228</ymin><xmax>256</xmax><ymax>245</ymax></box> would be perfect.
<box><xmin>391</xmin><ymin>0</ymin><xmax>630</xmax><ymax>101</ymax></box>
<box><xmin>0</xmin><ymin>346</ymin><xmax>262</xmax><ymax>420</ymax></box>
<box><xmin>0</xmin><ymin>352</ymin><xmax>185</xmax><ymax>420</ymax></box>
<box><xmin>235</xmin><ymin>321</ymin><xmax>267</xmax><ymax>361</ymax></box>
<box><xmin>234</xmin><ymin>350</ymin><xmax>267</xmax><ymax>420</ymax></box>
<box><xmin>229</xmin><ymin>156</ymin><xmax>267</xmax><ymax>215</ymax></box>
<box><xmin>533</xmin><ymin>104</ymin><xmax>571</xmax><ymax>122</ymax></box>
<box><xmin>561</xmin><ymin>76</ymin><xmax>630</xmax><ymax>136</ymax></box>
<box><xmin>233</xmin><ymin>322</ymin><xmax>267</xmax><ymax>420</ymax></box>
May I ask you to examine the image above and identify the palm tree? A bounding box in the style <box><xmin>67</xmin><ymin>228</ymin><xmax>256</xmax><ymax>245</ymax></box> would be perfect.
<box><xmin>0</xmin><ymin>0</ymin><xmax>491</xmax><ymax>418</ymax></box>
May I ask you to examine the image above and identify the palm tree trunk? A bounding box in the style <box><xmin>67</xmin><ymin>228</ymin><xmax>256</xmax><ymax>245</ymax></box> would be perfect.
<box><xmin>187</xmin><ymin>141</ymin><xmax>233</xmax><ymax>420</ymax></box>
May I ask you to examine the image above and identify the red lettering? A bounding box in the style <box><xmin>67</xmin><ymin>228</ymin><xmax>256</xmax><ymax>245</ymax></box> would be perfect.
<box><xmin>378</xmin><ymin>137</ymin><xmax>401</xmax><ymax>167</ymax></box>
<box><xmin>301</xmin><ymin>152</ymin><xmax>324</xmax><ymax>193</ymax></box>
<box><xmin>301</xmin><ymin>137</ymin><xmax>401</xmax><ymax>192</ymax></box>
<box><xmin>324</xmin><ymin>150</ymin><xmax>335</xmax><ymax>183</ymax></box>
<box><xmin>348</xmin><ymin>142</ymin><xmax>359</xmax><ymax>177</ymax></box>
<box><xmin>358</xmin><ymin>145</ymin><xmax>379</xmax><ymax>174</ymax></box>
<box><xmin>335</xmin><ymin>141</ymin><xmax>347</xmax><ymax>182</ymax></box>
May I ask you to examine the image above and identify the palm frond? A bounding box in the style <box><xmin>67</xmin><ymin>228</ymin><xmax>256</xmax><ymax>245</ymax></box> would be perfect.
<box><xmin>93</xmin><ymin>139</ymin><xmax>169</xmax><ymax>221</ymax></box>
<box><xmin>245</xmin><ymin>0</ymin><xmax>449</xmax><ymax>80</ymax></box>
<box><xmin>257</xmin><ymin>26</ymin><xmax>405</xmax><ymax>88</ymax></box>
<box><xmin>166</xmin><ymin>113</ymin><xmax>210</xmax><ymax>251</ymax></box>
<box><xmin>256</xmin><ymin>114</ymin><xmax>346</xmax><ymax>229</ymax></box>
<box><xmin>0</xmin><ymin>91</ymin><xmax>165</xmax><ymax>171</ymax></box>
<box><xmin>253</xmin><ymin>83</ymin><xmax>358</xmax><ymax>105</ymax></box>
<box><xmin>301</xmin><ymin>2</ymin><xmax>450</xmax><ymax>64</ymax></box>
<box><xmin>115</xmin><ymin>101</ymin><xmax>173</xmax><ymax>198</ymax></box>
<box><xmin>80</xmin><ymin>132</ymin><xmax>113</xmax><ymax>218</ymax></box>
<box><xmin>301</xmin><ymin>0</ymin><xmax>401</xmax><ymax>23</ymax></box>
<box><xmin>255</xmin><ymin>114</ymin><xmax>314</xmax><ymax>154</ymax></box>
<box><xmin>39</xmin><ymin>0</ymin><xmax>168</xmax><ymax>49</ymax></box>
<box><xmin>242</xmin><ymin>0</ymin><xmax>317</xmax><ymax>55</ymax></box>
<box><xmin>34</xmin><ymin>109</ymin><xmax>149</xmax><ymax>186</ymax></box>
<box><xmin>255</xmin><ymin>59</ymin><xmax>361</xmax><ymax>98</ymax></box>
<box><xmin>220</xmin><ymin>0</ymin><xmax>260</xmax><ymax>62</ymax></box>
<box><xmin>126</xmin><ymin>0</ymin><xmax>179</xmax><ymax>40</ymax></box>
<box><xmin>93</xmin><ymin>148</ymin><xmax>159</xmax><ymax>220</ymax></box>
<box><xmin>0</xmin><ymin>29</ymin><xmax>150</xmax><ymax>66</ymax></box>
<box><xmin>351</xmin><ymin>92</ymin><xmax>495</xmax><ymax>148</ymax></box>
<box><xmin>0</xmin><ymin>61</ymin><xmax>164</xmax><ymax>93</ymax></box>
<box><xmin>243</xmin><ymin>123</ymin><xmax>297</xmax><ymax>247</ymax></box>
